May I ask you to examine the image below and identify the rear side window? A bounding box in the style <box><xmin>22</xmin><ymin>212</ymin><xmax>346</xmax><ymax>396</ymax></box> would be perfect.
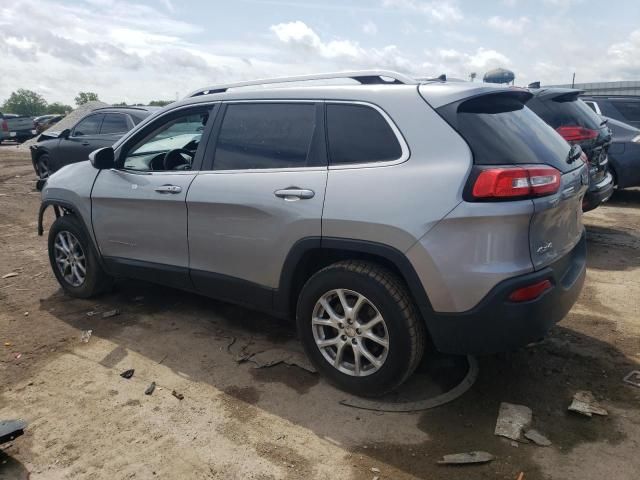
<box><xmin>610</xmin><ymin>100</ymin><xmax>640</xmax><ymax>123</ymax></box>
<box><xmin>214</xmin><ymin>103</ymin><xmax>318</xmax><ymax>170</ymax></box>
<box><xmin>326</xmin><ymin>104</ymin><xmax>402</xmax><ymax>165</ymax></box>
<box><xmin>528</xmin><ymin>97</ymin><xmax>601</xmax><ymax>130</ymax></box>
<box><xmin>100</xmin><ymin>114</ymin><xmax>129</xmax><ymax>134</ymax></box>
<box><xmin>73</xmin><ymin>114</ymin><xmax>103</xmax><ymax>136</ymax></box>
<box><xmin>438</xmin><ymin>93</ymin><xmax>573</xmax><ymax>173</ymax></box>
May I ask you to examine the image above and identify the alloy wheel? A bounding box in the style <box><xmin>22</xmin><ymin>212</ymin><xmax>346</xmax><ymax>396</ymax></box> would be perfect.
<box><xmin>54</xmin><ymin>231</ymin><xmax>86</xmax><ymax>287</ymax></box>
<box><xmin>312</xmin><ymin>289</ymin><xmax>389</xmax><ymax>377</ymax></box>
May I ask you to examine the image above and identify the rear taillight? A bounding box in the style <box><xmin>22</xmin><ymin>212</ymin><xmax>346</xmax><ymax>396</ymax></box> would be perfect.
<box><xmin>509</xmin><ymin>279</ymin><xmax>552</xmax><ymax>302</ymax></box>
<box><xmin>1</xmin><ymin>120</ymin><xmax>8</xmax><ymax>132</ymax></box>
<box><xmin>555</xmin><ymin>126</ymin><xmax>598</xmax><ymax>143</ymax></box>
<box><xmin>470</xmin><ymin>165</ymin><xmax>561</xmax><ymax>200</ymax></box>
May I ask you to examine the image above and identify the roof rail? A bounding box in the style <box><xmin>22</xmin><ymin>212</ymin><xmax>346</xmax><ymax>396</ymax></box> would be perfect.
<box><xmin>92</xmin><ymin>105</ymin><xmax>157</xmax><ymax>112</ymax></box>
<box><xmin>187</xmin><ymin>70</ymin><xmax>417</xmax><ymax>97</ymax></box>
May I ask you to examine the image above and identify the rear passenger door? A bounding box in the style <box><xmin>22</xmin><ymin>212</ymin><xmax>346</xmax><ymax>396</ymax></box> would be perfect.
<box><xmin>187</xmin><ymin>102</ymin><xmax>327</xmax><ymax>308</ymax></box>
<box><xmin>53</xmin><ymin>113</ymin><xmax>105</xmax><ymax>171</ymax></box>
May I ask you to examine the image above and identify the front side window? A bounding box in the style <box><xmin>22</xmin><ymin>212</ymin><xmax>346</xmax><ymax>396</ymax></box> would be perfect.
<box><xmin>121</xmin><ymin>109</ymin><xmax>210</xmax><ymax>171</ymax></box>
<box><xmin>73</xmin><ymin>114</ymin><xmax>103</xmax><ymax>136</ymax></box>
<box><xmin>101</xmin><ymin>114</ymin><xmax>129</xmax><ymax>134</ymax></box>
<box><xmin>326</xmin><ymin>104</ymin><xmax>402</xmax><ymax>165</ymax></box>
<box><xmin>214</xmin><ymin>103</ymin><xmax>317</xmax><ymax>170</ymax></box>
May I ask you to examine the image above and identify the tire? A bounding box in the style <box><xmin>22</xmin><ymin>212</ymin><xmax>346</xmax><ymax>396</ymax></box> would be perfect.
<box><xmin>48</xmin><ymin>215</ymin><xmax>113</xmax><ymax>298</ymax></box>
<box><xmin>36</xmin><ymin>153</ymin><xmax>50</xmax><ymax>179</ymax></box>
<box><xmin>296</xmin><ymin>260</ymin><xmax>426</xmax><ymax>397</ymax></box>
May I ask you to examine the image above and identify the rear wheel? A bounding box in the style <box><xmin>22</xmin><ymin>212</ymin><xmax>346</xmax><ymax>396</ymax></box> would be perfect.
<box><xmin>48</xmin><ymin>215</ymin><xmax>112</xmax><ymax>298</ymax></box>
<box><xmin>296</xmin><ymin>260</ymin><xmax>426</xmax><ymax>397</ymax></box>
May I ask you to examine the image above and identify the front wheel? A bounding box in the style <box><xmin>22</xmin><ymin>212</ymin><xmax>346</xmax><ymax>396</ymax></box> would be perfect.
<box><xmin>48</xmin><ymin>215</ymin><xmax>112</xmax><ymax>298</ymax></box>
<box><xmin>296</xmin><ymin>261</ymin><xmax>426</xmax><ymax>397</ymax></box>
<box><xmin>35</xmin><ymin>154</ymin><xmax>50</xmax><ymax>179</ymax></box>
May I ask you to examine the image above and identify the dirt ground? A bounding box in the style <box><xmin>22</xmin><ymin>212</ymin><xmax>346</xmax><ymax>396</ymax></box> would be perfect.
<box><xmin>1</xmin><ymin>145</ymin><xmax>639</xmax><ymax>480</ymax></box>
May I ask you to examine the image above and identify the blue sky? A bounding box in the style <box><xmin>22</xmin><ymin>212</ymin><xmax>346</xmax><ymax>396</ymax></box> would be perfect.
<box><xmin>1</xmin><ymin>0</ymin><xmax>639</xmax><ymax>104</ymax></box>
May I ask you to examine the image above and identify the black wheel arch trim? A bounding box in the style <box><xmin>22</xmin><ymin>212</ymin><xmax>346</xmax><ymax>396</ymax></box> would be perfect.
<box><xmin>275</xmin><ymin>236</ymin><xmax>436</xmax><ymax>325</ymax></box>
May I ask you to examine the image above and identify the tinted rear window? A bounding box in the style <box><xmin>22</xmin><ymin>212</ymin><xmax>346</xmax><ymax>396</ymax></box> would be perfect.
<box><xmin>327</xmin><ymin>104</ymin><xmax>402</xmax><ymax>165</ymax></box>
<box><xmin>528</xmin><ymin>96</ymin><xmax>601</xmax><ymax>130</ymax></box>
<box><xmin>610</xmin><ymin>100</ymin><xmax>640</xmax><ymax>123</ymax></box>
<box><xmin>438</xmin><ymin>94</ymin><xmax>572</xmax><ymax>172</ymax></box>
<box><xmin>214</xmin><ymin>103</ymin><xmax>318</xmax><ymax>170</ymax></box>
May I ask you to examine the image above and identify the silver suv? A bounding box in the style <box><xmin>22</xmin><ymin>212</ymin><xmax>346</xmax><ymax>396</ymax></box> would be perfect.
<box><xmin>38</xmin><ymin>71</ymin><xmax>588</xmax><ymax>396</ymax></box>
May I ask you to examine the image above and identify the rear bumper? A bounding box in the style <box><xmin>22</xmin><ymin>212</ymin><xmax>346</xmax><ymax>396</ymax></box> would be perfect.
<box><xmin>428</xmin><ymin>231</ymin><xmax>586</xmax><ymax>355</ymax></box>
<box><xmin>583</xmin><ymin>172</ymin><xmax>614</xmax><ymax>212</ymax></box>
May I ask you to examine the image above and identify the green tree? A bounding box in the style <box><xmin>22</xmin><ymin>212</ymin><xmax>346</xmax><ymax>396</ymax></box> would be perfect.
<box><xmin>2</xmin><ymin>89</ymin><xmax>48</xmax><ymax>116</ymax></box>
<box><xmin>149</xmin><ymin>100</ymin><xmax>172</xmax><ymax>107</ymax></box>
<box><xmin>74</xmin><ymin>91</ymin><xmax>100</xmax><ymax>106</ymax></box>
<box><xmin>47</xmin><ymin>102</ymin><xmax>73</xmax><ymax>114</ymax></box>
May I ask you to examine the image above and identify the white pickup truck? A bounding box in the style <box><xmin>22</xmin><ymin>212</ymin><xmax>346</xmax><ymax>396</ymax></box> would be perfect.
<box><xmin>0</xmin><ymin>112</ymin><xmax>37</xmax><ymax>144</ymax></box>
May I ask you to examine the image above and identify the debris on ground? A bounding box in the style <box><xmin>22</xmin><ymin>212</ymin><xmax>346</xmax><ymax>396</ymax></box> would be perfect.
<box><xmin>145</xmin><ymin>382</ymin><xmax>156</xmax><ymax>395</ymax></box>
<box><xmin>4</xmin><ymin>342</ymin><xmax>11</xmax><ymax>347</ymax></box>
<box><xmin>14</xmin><ymin>352</ymin><xmax>22</xmax><ymax>360</ymax></box>
<box><xmin>120</xmin><ymin>369</ymin><xmax>135</xmax><ymax>379</ymax></box>
<box><xmin>2</xmin><ymin>272</ymin><xmax>18</xmax><ymax>279</ymax></box>
<box><xmin>524</xmin><ymin>429</ymin><xmax>552</xmax><ymax>447</ymax></box>
<box><xmin>494</xmin><ymin>402</ymin><xmax>532</xmax><ymax>441</ymax></box>
<box><xmin>568</xmin><ymin>390</ymin><xmax>608</xmax><ymax>417</ymax></box>
<box><xmin>623</xmin><ymin>370</ymin><xmax>640</xmax><ymax>388</ymax></box>
<box><xmin>102</xmin><ymin>309</ymin><xmax>120</xmax><ymax>319</ymax></box>
<box><xmin>80</xmin><ymin>330</ymin><xmax>93</xmax><ymax>343</ymax></box>
<box><xmin>172</xmin><ymin>390</ymin><xmax>184</xmax><ymax>400</ymax></box>
<box><xmin>86</xmin><ymin>310</ymin><xmax>99</xmax><ymax>317</ymax></box>
<box><xmin>0</xmin><ymin>419</ymin><xmax>27</xmax><ymax>445</ymax></box>
<box><xmin>370</xmin><ymin>467</ymin><xmax>381</xmax><ymax>473</ymax></box>
<box><xmin>23</xmin><ymin>311</ymin><xmax>28</xmax><ymax>316</ymax></box>
<box><xmin>437</xmin><ymin>451</ymin><xmax>495</xmax><ymax>465</ymax></box>
<box><xmin>245</xmin><ymin>347</ymin><xmax>317</xmax><ymax>373</ymax></box>
<box><xmin>516</xmin><ymin>472</ymin><xmax>524</xmax><ymax>480</ymax></box>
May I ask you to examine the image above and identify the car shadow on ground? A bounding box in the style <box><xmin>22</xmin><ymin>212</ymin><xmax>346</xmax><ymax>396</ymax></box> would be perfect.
<box><xmin>0</xmin><ymin>450</ymin><xmax>30</xmax><ymax>479</ymax></box>
<box><xmin>37</xmin><ymin>277</ymin><xmax>640</xmax><ymax>480</ymax></box>
<box><xmin>585</xmin><ymin>224</ymin><xmax>640</xmax><ymax>271</ymax></box>
<box><xmin>606</xmin><ymin>188</ymin><xmax>640</xmax><ymax>208</ymax></box>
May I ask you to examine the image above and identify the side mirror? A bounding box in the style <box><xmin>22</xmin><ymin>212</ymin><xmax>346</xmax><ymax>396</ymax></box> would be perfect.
<box><xmin>89</xmin><ymin>147</ymin><xmax>115</xmax><ymax>170</ymax></box>
<box><xmin>59</xmin><ymin>128</ymin><xmax>71</xmax><ymax>139</ymax></box>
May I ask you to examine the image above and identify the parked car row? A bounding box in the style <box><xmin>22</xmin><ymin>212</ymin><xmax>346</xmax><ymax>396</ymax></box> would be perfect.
<box><xmin>0</xmin><ymin>112</ymin><xmax>37</xmax><ymax>144</ymax></box>
<box><xmin>38</xmin><ymin>71</ymin><xmax>591</xmax><ymax>396</ymax></box>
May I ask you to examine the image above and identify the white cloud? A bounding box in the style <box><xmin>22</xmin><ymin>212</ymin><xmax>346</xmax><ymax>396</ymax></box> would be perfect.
<box><xmin>607</xmin><ymin>29</ymin><xmax>640</xmax><ymax>78</ymax></box>
<box><xmin>362</xmin><ymin>21</ymin><xmax>378</xmax><ymax>35</ymax></box>
<box><xmin>487</xmin><ymin>16</ymin><xmax>530</xmax><ymax>35</ymax></box>
<box><xmin>381</xmin><ymin>0</ymin><xmax>463</xmax><ymax>23</ymax></box>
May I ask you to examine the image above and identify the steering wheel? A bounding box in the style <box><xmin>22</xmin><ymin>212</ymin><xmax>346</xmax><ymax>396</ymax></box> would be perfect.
<box><xmin>163</xmin><ymin>148</ymin><xmax>195</xmax><ymax>171</ymax></box>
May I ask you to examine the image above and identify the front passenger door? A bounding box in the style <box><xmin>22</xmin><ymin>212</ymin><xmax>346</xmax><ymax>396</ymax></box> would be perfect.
<box><xmin>91</xmin><ymin>105</ymin><xmax>215</xmax><ymax>288</ymax></box>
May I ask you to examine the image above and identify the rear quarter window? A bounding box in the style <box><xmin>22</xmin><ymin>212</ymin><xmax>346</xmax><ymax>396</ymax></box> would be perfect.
<box><xmin>528</xmin><ymin>97</ymin><xmax>601</xmax><ymax>130</ymax></box>
<box><xmin>326</xmin><ymin>103</ymin><xmax>402</xmax><ymax>165</ymax></box>
<box><xmin>438</xmin><ymin>93</ymin><xmax>572</xmax><ymax>172</ymax></box>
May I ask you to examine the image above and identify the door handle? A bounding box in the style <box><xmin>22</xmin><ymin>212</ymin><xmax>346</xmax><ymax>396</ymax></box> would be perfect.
<box><xmin>154</xmin><ymin>185</ymin><xmax>182</xmax><ymax>194</ymax></box>
<box><xmin>274</xmin><ymin>188</ymin><xmax>315</xmax><ymax>200</ymax></box>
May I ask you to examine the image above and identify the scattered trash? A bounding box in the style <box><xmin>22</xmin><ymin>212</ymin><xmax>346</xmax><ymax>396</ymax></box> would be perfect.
<box><xmin>370</xmin><ymin>467</ymin><xmax>381</xmax><ymax>473</ymax></box>
<box><xmin>80</xmin><ymin>330</ymin><xmax>93</xmax><ymax>343</ymax></box>
<box><xmin>437</xmin><ymin>451</ymin><xmax>495</xmax><ymax>465</ymax></box>
<box><xmin>120</xmin><ymin>369</ymin><xmax>135</xmax><ymax>379</ymax></box>
<box><xmin>524</xmin><ymin>429</ymin><xmax>551</xmax><ymax>447</ymax></box>
<box><xmin>372</xmin><ymin>477</ymin><xmax>379</xmax><ymax>480</ymax></box>
<box><xmin>4</xmin><ymin>342</ymin><xmax>11</xmax><ymax>347</ymax></box>
<box><xmin>0</xmin><ymin>419</ymin><xmax>27</xmax><ymax>446</ymax></box>
<box><xmin>172</xmin><ymin>390</ymin><xmax>184</xmax><ymax>400</ymax></box>
<box><xmin>145</xmin><ymin>382</ymin><xmax>156</xmax><ymax>395</ymax></box>
<box><xmin>2</xmin><ymin>272</ymin><xmax>18</xmax><ymax>279</ymax></box>
<box><xmin>494</xmin><ymin>402</ymin><xmax>532</xmax><ymax>441</ymax></box>
<box><xmin>246</xmin><ymin>347</ymin><xmax>317</xmax><ymax>373</ymax></box>
<box><xmin>102</xmin><ymin>309</ymin><xmax>120</xmax><ymax>319</ymax></box>
<box><xmin>14</xmin><ymin>353</ymin><xmax>22</xmax><ymax>360</ymax></box>
<box><xmin>568</xmin><ymin>390</ymin><xmax>608</xmax><ymax>417</ymax></box>
<box><xmin>516</xmin><ymin>473</ymin><xmax>525</xmax><ymax>480</ymax></box>
<box><xmin>23</xmin><ymin>311</ymin><xmax>28</xmax><ymax>316</ymax></box>
<box><xmin>623</xmin><ymin>370</ymin><xmax>640</xmax><ymax>388</ymax></box>
<box><xmin>86</xmin><ymin>311</ymin><xmax>99</xmax><ymax>317</ymax></box>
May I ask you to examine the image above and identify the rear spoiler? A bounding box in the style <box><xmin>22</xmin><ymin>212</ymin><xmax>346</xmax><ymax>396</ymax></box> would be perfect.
<box><xmin>419</xmin><ymin>83</ymin><xmax>532</xmax><ymax>109</ymax></box>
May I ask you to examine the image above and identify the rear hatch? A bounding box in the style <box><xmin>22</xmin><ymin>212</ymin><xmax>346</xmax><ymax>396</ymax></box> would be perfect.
<box><xmin>528</xmin><ymin>91</ymin><xmax>611</xmax><ymax>186</ymax></box>
<box><xmin>431</xmin><ymin>88</ymin><xmax>588</xmax><ymax>269</ymax></box>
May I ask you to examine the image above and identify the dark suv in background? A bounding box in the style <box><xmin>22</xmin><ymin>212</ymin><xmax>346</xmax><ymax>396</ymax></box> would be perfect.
<box><xmin>527</xmin><ymin>88</ymin><xmax>613</xmax><ymax>211</ymax></box>
<box><xmin>582</xmin><ymin>96</ymin><xmax>640</xmax><ymax>128</ymax></box>
<box><xmin>30</xmin><ymin>106</ymin><xmax>158</xmax><ymax>181</ymax></box>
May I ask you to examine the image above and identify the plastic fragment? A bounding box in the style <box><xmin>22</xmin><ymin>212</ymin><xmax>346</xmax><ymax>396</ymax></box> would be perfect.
<box><xmin>120</xmin><ymin>369</ymin><xmax>135</xmax><ymax>379</ymax></box>
<box><xmin>172</xmin><ymin>390</ymin><xmax>184</xmax><ymax>400</ymax></box>
<box><xmin>494</xmin><ymin>402</ymin><xmax>532</xmax><ymax>440</ymax></box>
<box><xmin>568</xmin><ymin>390</ymin><xmax>608</xmax><ymax>417</ymax></box>
<box><xmin>80</xmin><ymin>330</ymin><xmax>92</xmax><ymax>343</ymax></box>
<box><xmin>145</xmin><ymin>382</ymin><xmax>156</xmax><ymax>395</ymax></box>
<box><xmin>524</xmin><ymin>429</ymin><xmax>551</xmax><ymax>447</ymax></box>
<box><xmin>438</xmin><ymin>451</ymin><xmax>495</xmax><ymax>465</ymax></box>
